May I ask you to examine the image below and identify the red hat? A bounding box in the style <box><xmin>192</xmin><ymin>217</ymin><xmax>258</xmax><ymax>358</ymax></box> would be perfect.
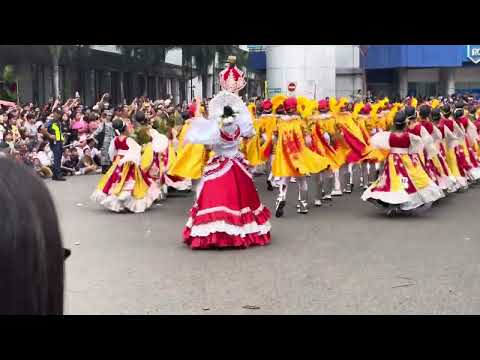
<box><xmin>262</xmin><ymin>99</ymin><xmax>273</xmax><ymax>112</ymax></box>
<box><xmin>318</xmin><ymin>99</ymin><xmax>329</xmax><ymax>112</ymax></box>
<box><xmin>284</xmin><ymin>97</ymin><xmax>297</xmax><ymax>113</ymax></box>
<box><xmin>361</xmin><ymin>103</ymin><xmax>372</xmax><ymax>114</ymax></box>
<box><xmin>188</xmin><ymin>103</ymin><xmax>196</xmax><ymax>118</ymax></box>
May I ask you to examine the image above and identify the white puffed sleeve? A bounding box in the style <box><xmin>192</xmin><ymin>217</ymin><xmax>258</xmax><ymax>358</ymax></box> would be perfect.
<box><xmin>431</xmin><ymin>125</ymin><xmax>443</xmax><ymax>143</ymax></box>
<box><xmin>108</xmin><ymin>137</ymin><xmax>117</xmax><ymax>161</ymax></box>
<box><xmin>370</xmin><ymin>131</ymin><xmax>391</xmax><ymax>150</ymax></box>
<box><xmin>420</xmin><ymin>126</ymin><xmax>438</xmax><ymax>157</ymax></box>
<box><xmin>149</xmin><ymin>128</ymin><xmax>169</xmax><ymax>154</ymax></box>
<box><xmin>408</xmin><ymin>133</ymin><xmax>424</xmax><ymax>154</ymax></box>
<box><xmin>119</xmin><ymin>137</ymin><xmax>141</xmax><ymax>166</ymax></box>
<box><xmin>466</xmin><ymin>120</ymin><xmax>479</xmax><ymax>144</ymax></box>
<box><xmin>443</xmin><ymin>125</ymin><xmax>458</xmax><ymax>147</ymax></box>
<box><xmin>453</xmin><ymin>122</ymin><xmax>466</xmax><ymax>139</ymax></box>
<box><xmin>184</xmin><ymin>116</ymin><xmax>220</xmax><ymax>145</ymax></box>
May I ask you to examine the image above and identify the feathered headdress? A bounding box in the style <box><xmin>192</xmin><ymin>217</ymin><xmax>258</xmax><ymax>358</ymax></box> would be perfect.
<box><xmin>370</xmin><ymin>102</ymin><xmax>382</xmax><ymax>124</ymax></box>
<box><xmin>336</xmin><ymin>97</ymin><xmax>349</xmax><ymax>112</ymax></box>
<box><xmin>411</xmin><ymin>97</ymin><xmax>418</xmax><ymax>109</ymax></box>
<box><xmin>353</xmin><ymin>102</ymin><xmax>364</xmax><ymax>118</ymax></box>
<box><xmin>272</xmin><ymin>94</ymin><xmax>287</xmax><ymax>114</ymax></box>
<box><xmin>380</xmin><ymin>97</ymin><xmax>389</xmax><ymax>109</ymax></box>
<box><xmin>329</xmin><ymin>97</ymin><xmax>338</xmax><ymax>114</ymax></box>
<box><xmin>296</xmin><ymin>96</ymin><xmax>316</xmax><ymax>118</ymax></box>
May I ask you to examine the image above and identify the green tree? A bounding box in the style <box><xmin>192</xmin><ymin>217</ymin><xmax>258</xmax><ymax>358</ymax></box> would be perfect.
<box><xmin>117</xmin><ymin>45</ymin><xmax>176</xmax><ymax>98</ymax></box>
<box><xmin>0</xmin><ymin>65</ymin><xmax>17</xmax><ymax>102</ymax></box>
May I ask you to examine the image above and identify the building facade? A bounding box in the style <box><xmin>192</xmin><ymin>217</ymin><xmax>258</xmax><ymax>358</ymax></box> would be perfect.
<box><xmin>248</xmin><ymin>45</ymin><xmax>363</xmax><ymax>99</ymax></box>
<box><xmin>364</xmin><ymin>45</ymin><xmax>480</xmax><ymax>98</ymax></box>
<box><xmin>0</xmin><ymin>45</ymin><xmax>261</xmax><ymax>106</ymax></box>
<box><xmin>0</xmin><ymin>45</ymin><xmax>190</xmax><ymax>106</ymax></box>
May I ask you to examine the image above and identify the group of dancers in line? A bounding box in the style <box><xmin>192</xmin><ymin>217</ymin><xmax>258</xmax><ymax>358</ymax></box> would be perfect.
<box><xmin>89</xmin><ymin>56</ymin><xmax>480</xmax><ymax>250</ymax></box>
<box><xmin>246</xmin><ymin>95</ymin><xmax>480</xmax><ymax>217</ymax></box>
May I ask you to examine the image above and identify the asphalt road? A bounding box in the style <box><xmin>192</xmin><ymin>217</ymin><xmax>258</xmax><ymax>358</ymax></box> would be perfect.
<box><xmin>46</xmin><ymin>173</ymin><xmax>480</xmax><ymax>314</ymax></box>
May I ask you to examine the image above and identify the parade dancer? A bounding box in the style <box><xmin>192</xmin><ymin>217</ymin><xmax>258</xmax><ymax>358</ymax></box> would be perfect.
<box><xmin>429</xmin><ymin>107</ymin><xmax>460</xmax><ymax>193</ymax></box>
<box><xmin>361</xmin><ymin>110</ymin><xmax>444</xmax><ymax>216</ymax></box>
<box><xmin>90</xmin><ymin>119</ymin><xmax>161</xmax><ymax>213</ymax></box>
<box><xmin>408</xmin><ymin>104</ymin><xmax>457</xmax><ymax>194</ymax></box>
<box><xmin>182</xmin><ymin>93</ymin><xmax>271</xmax><ymax>249</ymax></box>
<box><xmin>241</xmin><ymin>102</ymin><xmax>265</xmax><ymax>173</ymax></box>
<box><xmin>307</xmin><ymin>99</ymin><xmax>342</xmax><ymax>205</ymax></box>
<box><xmin>258</xmin><ymin>99</ymin><xmax>277</xmax><ymax>191</ymax></box>
<box><xmin>332</xmin><ymin>98</ymin><xmax>374</xmax><ymax>194</ymax></box>
<box><xmin>453</xmin><ymin>102</ymin><xmax>480</xmax><ymax>181</ymax></box>
<box><xmin>272</xmin><ymin>97</ymin><xmax>330</xmax><ymax>217</ymax></box>
<box><xmin>167</xmin><ymin>103</ymin><xmax>208</xmax><ymax>194</ymax></box>
<box><xmin>437</xmin><ymin>104</ymin><xmax>470</xmax><ymax>191</ymax></box>
<box><xmin>133</xmin><ymin>111</ymin><xmax>169</xmax><ymax>200</ymax></box>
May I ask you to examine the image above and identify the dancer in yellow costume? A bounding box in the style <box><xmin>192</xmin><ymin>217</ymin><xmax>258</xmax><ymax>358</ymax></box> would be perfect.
<box><xmin>167</xmin><ymin>103</ymin><xmax>209</xmax><ymax>190</ymax></box>
<box><xmin>257</xmin><ymin>99</ymin><xmax>277</xmax><ymax>191</ymax></box>
<box><xmin>356</xmin><ymin>99</ymin><xmax>392</xmax><ymax>189</ymax></box>
<box><xmin>90</xmin><ymin>119</ymin><xmax>161</xmax><ymax>213</ymax></box>
<box><xmin>307</xmin><ymin>99</ymin><xmax>344</xmax><ymax>205</ymax></box>
<box><xmin>241</xmin><ymin>102</ymin><xmax>265</xmax><ymax>169</ymax></box>
<box><xmin>272</xmin><ymin>97</ymin><xmax>330</xmax><ymax>217</ymax></box>
<box><xmin>328</xmin><ymin>97</ymin><xmax>367</xmax><ymax>195</ymax></box>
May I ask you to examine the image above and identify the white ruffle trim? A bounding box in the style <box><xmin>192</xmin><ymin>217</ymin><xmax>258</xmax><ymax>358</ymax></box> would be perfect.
<box><xmin>437</xmin><ymin>175</ymin><xmax>460</xmax><ymax>193</ymax></box>
<box><xmin>196</xmin><ymin>205</ymin><xmax>265</xmax><ymax>217</ymax></box>
<box><xmin>164</xmin><ymin>176</ymin><xmax>192</xmax><ymax>191</ymax></box>
<box><xmin>124</xmin><ymin>184</ymin><xmax>161</xmax><ymax>213</ymax></box>
<box><xmin>453</xmin><ymin>176</ymin><xmax>468</xmax><ymax>188</ymax></box>
<box><xmin>186</xmin><ymin>219</ymin><xmax>271</xmax><ymax>238</ymax></box>
<box><xmin>467</xmin><ymin>167</ymin><xmax>480</xmax><ymax>180</ymax></box>
<box><xmin>362</xmin><ymin>183</ymin><xmax>444</xmax><ymax>210</ymax></box>
<box><xmin>90</xmin><ymin>183</ymin><xmax>161</xmax><ymax>213</ymax></box>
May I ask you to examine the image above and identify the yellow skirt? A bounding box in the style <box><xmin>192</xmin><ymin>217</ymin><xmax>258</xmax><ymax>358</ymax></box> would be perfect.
<box><xmin>272</xmin><ymin>125</ymin><xmax>330</xmax><ymax>177</ymax></box>
<box><xmin>168</xmin><ymin>143</ymin><xmax>208</xmax><ymax>180</ymax></box>
<box><xmin>243</xmin><ymin>135</ymin><xmax>265</xmax><ymax>166</ymax></box>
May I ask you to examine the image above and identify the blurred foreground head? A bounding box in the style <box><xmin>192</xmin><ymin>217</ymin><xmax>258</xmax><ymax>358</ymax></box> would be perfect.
<box><xmin>0</xmin><ymin>158</ymin><xmax>64</xmax><ymax>314</ymax></box>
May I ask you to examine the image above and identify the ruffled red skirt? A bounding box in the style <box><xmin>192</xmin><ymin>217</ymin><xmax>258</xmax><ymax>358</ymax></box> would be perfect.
<box><xmin>183</xmin><ymin>155</ymin><xmax>271</xmax><ymax>249</ymax></box>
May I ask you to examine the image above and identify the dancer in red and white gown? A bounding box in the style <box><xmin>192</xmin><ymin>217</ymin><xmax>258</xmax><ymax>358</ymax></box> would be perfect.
<box><xmin>182</xmin><ymin>93</ymin><xmax>271</xmax><ymax>249</ymax></box>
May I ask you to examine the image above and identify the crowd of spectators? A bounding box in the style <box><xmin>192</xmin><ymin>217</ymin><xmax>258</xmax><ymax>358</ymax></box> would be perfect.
<box><xmin>0</xmin><ymin>93</ymin><xmax>190</xmax><ymax>179</ymax></box>
<box><xmin>1</xmin><ymin>91</ymin><xmax>478</xmax><ymax>180</ymax></box>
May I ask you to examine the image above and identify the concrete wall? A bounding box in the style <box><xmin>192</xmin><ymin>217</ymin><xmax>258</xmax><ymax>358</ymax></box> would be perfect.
<box><xmin>407</xmin><ymin>68</ymin><xmax>440</xmax><ymax>83</ymax></box>
<box><xmin>335</xmin><ymin>74</ymin><xmax>363</xmax><ymax>99</ymax></box>
<box><xmin>336</xmin><ymin>45</ymin><xmax>360</xmax><ymax>69</ymax></box>
<box><xmin>453</xmin><ymin>67</ymin><xmax>480</xmax><ymax>83</ymax></box>
<box><xmin>266</xmin><ymin>45</ymin><xmax>336</xmax><ymax>98</ymax></box>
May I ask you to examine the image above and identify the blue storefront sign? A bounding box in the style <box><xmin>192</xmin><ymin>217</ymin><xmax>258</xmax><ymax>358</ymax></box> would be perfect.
<box><xmin>267</xmin><ymin>87</ymin><xmax>282</xmax><ymax>97</ymax></box>
<box><xmin>467</xmin><ymin>45</ymin><xmax>480</xmax><ymax>64</ymax></box>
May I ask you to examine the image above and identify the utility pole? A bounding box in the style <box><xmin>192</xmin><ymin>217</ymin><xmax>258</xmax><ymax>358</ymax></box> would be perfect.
<box><xmin>190</xmin><ymin>56</ymin><xmax>193</xmax><ymax>101</ymax></box>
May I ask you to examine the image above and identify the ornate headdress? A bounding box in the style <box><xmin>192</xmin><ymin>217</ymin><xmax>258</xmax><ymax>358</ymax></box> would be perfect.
<box><xmin>219</xmin><ymin>55</ymin><xmax>246</xmax><ymax>94</ymax></box>
<box><xmin>185</xmin><ymin>91</ymin><xmax>253</xmax><ymax>145</ymax></box>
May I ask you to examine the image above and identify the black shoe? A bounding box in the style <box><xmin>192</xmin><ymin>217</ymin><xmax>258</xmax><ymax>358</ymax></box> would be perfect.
<box><xmin>266</xmin><ymin>179</ymin><xmax>274</xmax><ymax>191</ymax></box>
<box><xmin>52</xmin><ymin>176</ymin><xmax>67</xmax><ymax>181</ymax></box>
<box><xmin>344</xmin><ymin>183</ymin><xmax>353</xmax><ymax>194</ymax></box>
<box><xmin>385</xmin><ymin>205</ymin><xmax>399</xmax><ymax>217</ymax></box>
<box><xmin>275</xmin><ymin>199</ymin><xmax>286</xmax><ymax>218</ymax></box>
